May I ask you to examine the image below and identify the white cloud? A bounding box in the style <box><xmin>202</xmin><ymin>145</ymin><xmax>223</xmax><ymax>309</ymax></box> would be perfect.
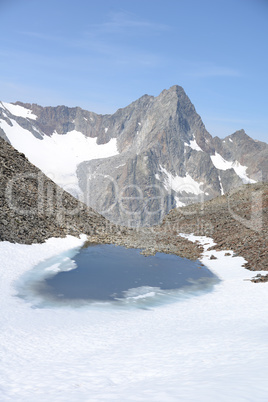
<box><xmin>87</xmin><ymin>11</ymin><xmax>170</xmax><ymax>36</ymax></box>
<box><xmin>185</xmin><ymin>62</ymin><xmax>241</xmax><ymax>78</ymax></box>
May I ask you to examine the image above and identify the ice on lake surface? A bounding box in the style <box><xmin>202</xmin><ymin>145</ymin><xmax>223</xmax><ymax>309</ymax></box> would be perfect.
<box><xmin>17</xmin><ymin>244</ymin><xmax>219</xmax><ymax>308</ymax></box>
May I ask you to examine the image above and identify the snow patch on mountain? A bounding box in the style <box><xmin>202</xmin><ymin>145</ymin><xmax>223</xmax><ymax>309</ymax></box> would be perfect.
<box><xmin>1</xmin><ymin>102</ymin><xmax>37</xmax><ymax>120</ymax></box>
<box><xmin>157</xmin><ymin>165</ymin><xmax>204</xmax><ymax>195</ymax></box>
<box><xmin>211</xmin><ymin>152</ymin><xmax>234</xmax><ymax>170</ymax></box>
<box><xmin>0</xmin><ymin>118</ymin><xmax>118</xmax><ymax>196</ymax></box>
<box><xmin>218</xmin><ymin>175</ymin><xmax>224</xmax><ymax>195</ymax></box>
<box><xmin>174</xmin><ymin>196</ymin><xmax>186</xmax><ymax>207</ymax></box>
<box><xmin>211</xmin><ymin>152</ymin><xmax>256</xmax><ymax>184</ymax></box>
<box><xmin>185</xmin><ymin>138</ymin><xmax>203</xmax><ymax>152</ymax></box>
<box><xmin>115</xmin><ymin>163</ymin><xmax>126</xmax><ymax>169</ymax></box>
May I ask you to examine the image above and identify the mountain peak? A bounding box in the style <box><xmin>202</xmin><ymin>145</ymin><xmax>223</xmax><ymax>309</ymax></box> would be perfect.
<box><xmin>158</xmin><ymin>85</ymin><xmax>186</xmax><ymax>98</ymax></box>
<box><xmin>232</xmin><ymin>129</ymin><xmax>246</xmax><ymax>136</ymax></box>
<box><xmin>229</xmin><ymin>129</ymin><xmax>252</xmax><ymax>142</ymax></box>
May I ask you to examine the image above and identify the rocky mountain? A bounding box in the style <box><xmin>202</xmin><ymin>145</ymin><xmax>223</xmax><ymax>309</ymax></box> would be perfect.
<box><xmin>1</xmin><ymin>85</ymin><xmax>267</xmax><ymax>227</ymax></box>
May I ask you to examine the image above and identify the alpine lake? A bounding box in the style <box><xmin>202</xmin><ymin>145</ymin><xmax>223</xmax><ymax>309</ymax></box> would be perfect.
<box><xmin>17</xmin><ymin>243</ymin><xmax>219</xmax><ymax>309</ymax></box>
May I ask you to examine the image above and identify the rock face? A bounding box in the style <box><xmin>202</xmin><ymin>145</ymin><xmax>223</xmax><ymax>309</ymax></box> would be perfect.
<box><xmin>1</xmin><ymin>86</ymin><xmax>267</xmax><ymax>227</ymax></box>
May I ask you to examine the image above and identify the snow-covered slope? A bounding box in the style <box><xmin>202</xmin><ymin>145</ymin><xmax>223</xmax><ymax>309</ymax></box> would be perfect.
<box><xmin>210</xmin><ymin>152</ymin><xmax>256</xmax><ymax>184</ymax></box>
<box><xmin>1</xmin><ymin>101</ymin><xmax>38</xmax><ymax>119</ymax></box>
<box><xmin>0</xmin><ymin>88</ymin><xmax>266</xmax><ymax>226</ymax></box>
<box><xmin>0</xmin><ymin>103</ymin><xmax>118</xmax><ymax>197</ymax></box>
<box><xmin>0</xmin><ymin>235</ymin><xmax>268</xmax><ymax>401</ymax></box>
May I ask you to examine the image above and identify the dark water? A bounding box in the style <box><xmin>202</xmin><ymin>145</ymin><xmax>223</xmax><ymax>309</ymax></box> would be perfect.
<box><xmin>36</xmin><ymin>244</ymin><xmax>217</xmax><ymax>304</ymax></box>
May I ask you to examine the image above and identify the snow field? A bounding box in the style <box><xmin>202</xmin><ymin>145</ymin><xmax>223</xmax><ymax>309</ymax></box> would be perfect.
<box><xmin>0</xmin><ymin>118</ymin><xmax>118</xmax><ymax>197</ymax></box>
<box><xmin>184</xmin><ymin>138</ymin><xmax>203</xmax><ymax>152</ymax></box>
<box><xmin>0</xmin><ymin>235</ymin><xmax>268</xmax><ymax>401</ymax></box>
<box><xmin>1</xmin><ymin>102</ymin><xmax>38</xmax><ymax>120</ymax></box>
<box><xmin>156</xmin><ymin>165</ymin><xmax>204</xmax><ymax>196</ymax></box>
<box><xmin>210</xmin><ymin>152</ymin><xmax>256</xmax><ymax>184</ymax></box>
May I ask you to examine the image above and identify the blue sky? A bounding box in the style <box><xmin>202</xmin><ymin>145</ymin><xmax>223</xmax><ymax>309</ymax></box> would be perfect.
<box><xmin>0</xmin><ymin>0</ymin><xmax>267</xmax><ymax>142</ymax></box>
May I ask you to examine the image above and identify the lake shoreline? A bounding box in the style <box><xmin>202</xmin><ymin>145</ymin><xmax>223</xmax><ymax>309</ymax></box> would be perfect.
<box><xmin>30</xmin><ymin>243</ymin><xmax>218</xmax><ymax>306</ymax></box>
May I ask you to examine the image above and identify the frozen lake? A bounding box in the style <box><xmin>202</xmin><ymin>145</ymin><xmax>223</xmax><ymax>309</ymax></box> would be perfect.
<box><xmin>24</xmin><ymin>244</ymin><xmax>219</xmax><ymax>307</ymax></box>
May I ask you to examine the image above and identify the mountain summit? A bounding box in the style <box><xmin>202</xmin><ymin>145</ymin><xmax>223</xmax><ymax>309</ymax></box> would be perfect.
<box><xmin>0</xmin><ymin>86</ymin><xmax>267</xmax><ymax>226</ymax></box>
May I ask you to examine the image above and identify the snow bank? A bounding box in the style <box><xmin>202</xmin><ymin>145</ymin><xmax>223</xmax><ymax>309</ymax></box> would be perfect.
<box><xmin>0</xmin><ymin>235</ymin><xmax>268</xmax><ymax>401</ymax></box>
